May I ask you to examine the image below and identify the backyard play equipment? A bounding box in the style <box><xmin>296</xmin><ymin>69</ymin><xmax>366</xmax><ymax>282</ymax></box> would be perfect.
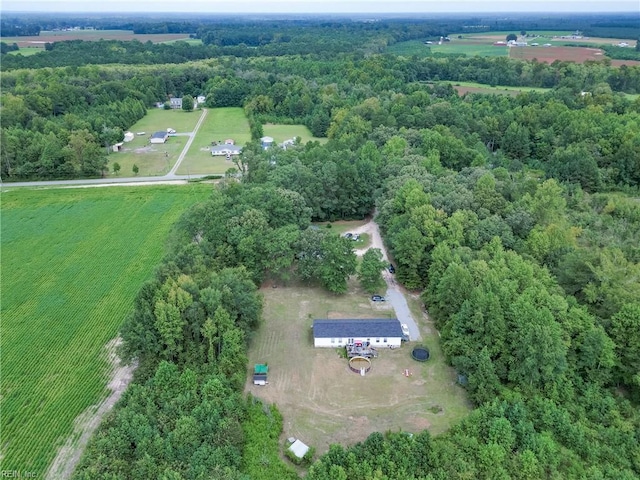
<box><xmin>411</xmin><ymin>346</ymin><xmax>430</xmax><ymax>362</ymax></box>
<box><xmin>348</xmin><ymin>356</ymin><xmax>372</xmax><ymax>376</ymax></box>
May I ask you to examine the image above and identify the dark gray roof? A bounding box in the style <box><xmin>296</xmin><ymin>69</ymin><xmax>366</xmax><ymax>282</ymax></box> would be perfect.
<box><xmin>313</xmin><ymin>319</ymin><xmax>402</xmax><ymax>338</ymax></box>
<box><xmin>151</xmin><ymin>131</ymin><xmax>168</xmax><ymax>139</ymax></box>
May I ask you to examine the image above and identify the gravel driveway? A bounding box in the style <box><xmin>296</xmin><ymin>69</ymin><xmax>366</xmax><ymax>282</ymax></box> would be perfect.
<box><xmin>350</xmin><ymin>218</ymin><xmax>422</xmax><ymax>341</ymax></box>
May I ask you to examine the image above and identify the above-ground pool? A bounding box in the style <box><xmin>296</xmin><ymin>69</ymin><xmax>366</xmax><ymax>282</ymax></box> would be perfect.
<box><xmin>411</xmin><ymin>346</ymin><xmax>430</xmax><ymax>362</ymax></box>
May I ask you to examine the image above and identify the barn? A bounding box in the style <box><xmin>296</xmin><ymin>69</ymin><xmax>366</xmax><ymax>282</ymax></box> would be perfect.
<box><xmin>312</xmin><ymin>319</ymin><xmax>403</xmax><ymax>348</ymax></box>
<box><xmin>150</xmin><ymin>131</ymin><xmax>168</xmax><ymax>144</ymax></box>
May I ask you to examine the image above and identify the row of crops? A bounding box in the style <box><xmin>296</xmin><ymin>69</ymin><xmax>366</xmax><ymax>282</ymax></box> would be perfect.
<box><xmin>0</xmin><ymin>184</ymin><xmax>211</xmax><ymax>473</ymax></box>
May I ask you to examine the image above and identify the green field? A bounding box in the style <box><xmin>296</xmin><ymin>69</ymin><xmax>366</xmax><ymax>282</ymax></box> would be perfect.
<box><xmin>8</xmin><ymin>48</ymin><xmax>42</xmax><ymax>56</ymax></box>
<box><xmin>388</xmin><ymin>39</ymin><xmax>508</xmax><ymax>58</ymax></box>
<box><xmin>452</xmin><ymin>80</ymin><xmax>550</xmax><ymax>93</ymax></box>
<box><xmin>262</xmin><ymin>123</ymin><xmax>326</xmax><ymax>144</ymax></box>
<box><xmin>177</xmin><ymin>107</ymin><xmax>251</xmax><ymax>175</ymax></box>
<box><xmin>106</xmin><ymin>108</ymin><xmax>201</xmax><ymax>176</ymax></box>
<box><xmin>0</xmin><ymin>185</ymin><xmax>211</xmax><ymax>474</ymax></box>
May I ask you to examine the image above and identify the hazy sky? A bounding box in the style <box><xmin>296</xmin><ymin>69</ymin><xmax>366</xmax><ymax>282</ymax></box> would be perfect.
<box><xmin>3</xmin><ymin>0</ymin><xmax>639</xmax><ymax>13</ymax></box>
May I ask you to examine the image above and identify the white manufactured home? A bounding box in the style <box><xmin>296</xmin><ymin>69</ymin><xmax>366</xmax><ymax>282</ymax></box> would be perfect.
<box><xmin>312</xmin><ymin>319</ymin><xmax>403</xmax><ymax>349</ymax></box>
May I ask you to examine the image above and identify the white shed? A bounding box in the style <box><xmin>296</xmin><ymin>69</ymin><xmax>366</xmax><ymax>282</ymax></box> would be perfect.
<box><xmin>289</xmin><ymin>439</ymin><xmax>310</xmax><ymax>460</ymax></box>
<box><xmin>312</xmin><ymin>319</ymin><xmax>403</xmax><ymax>349</ymax></box>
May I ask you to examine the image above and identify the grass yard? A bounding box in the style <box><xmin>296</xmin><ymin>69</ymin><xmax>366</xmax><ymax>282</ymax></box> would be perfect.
<box><xmin>177</xmin><ymin>107</ymin><xmax>251</xmax><ymax>175</ymax></box>
<box><xmin>245</xmin><ymin>280</ymin><xmax>471</xmax><ymax>456</ymax></box>
<box><xmin>106</xmin><ymin>108</ymin><xmax>201</xmax><ymax>177</ymax></box>
<box><xmin>262</xmin><ymin>124</ymin><xmax>327</xmax><ymax>145</ymax></box>
<box><xmin>450</xmin><ymin>80</ymin><xmax>550</xmax><ymax>96</ymax></box>
<box><xmin>0</xmin><ymin>184</ymin><xmax>211</xmax><ymax>474</ymax></box>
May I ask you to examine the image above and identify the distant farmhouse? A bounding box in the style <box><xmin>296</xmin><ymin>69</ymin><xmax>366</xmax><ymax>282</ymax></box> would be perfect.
<box><xmin>312</xmin><ymin>319</ymin><xmax>404</xmax><ymax>348</ymax></box>
<box><xmin>211</xmin><ymin>138</ymin><xmax>242</xmax><ymax>156</ymax></box>
<box><xmin>260</xmin><ymin>136</ymin><xmax>275</xmax><ymax>149</ymax></box>
<box><xmin>169</xmin><ymin>97</ymin><xmax>182</xmax><ymax>109</ymax></box>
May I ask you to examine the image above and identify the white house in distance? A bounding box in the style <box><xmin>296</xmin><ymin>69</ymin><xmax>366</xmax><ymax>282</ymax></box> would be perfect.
<box><xmin>150</xmin><ymin>131</ymin><xmax>169</xmax><ymax>144</ymax></box>
<box><xmin>211</xmin><ymin>144</ymin><xmax>242</xmax><ymax>156</ymax></box>
<box><xmin>312</xmin><ymin>319</ymin><xmax>403</xmax><ymax>348</ymax></box>
<box><xmin>260</xmin><ymin>136</ymin><xmax>275</xmax><ymax>149</ymax></box>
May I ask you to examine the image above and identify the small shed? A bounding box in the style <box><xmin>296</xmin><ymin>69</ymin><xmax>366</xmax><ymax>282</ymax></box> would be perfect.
<box><xmin>289</xmin><ymin>439</ymin><xmax>310</xmax><ymax>460</ymax></box>
<box><xmin>123</xmin><ymin>131</ymin><xmax>134</xmax><ymax>142</ymax></box>
<box><xmin>112</xmin><ymin>142</ymin><xmax>124</xmax><ymax>152</ymax></box>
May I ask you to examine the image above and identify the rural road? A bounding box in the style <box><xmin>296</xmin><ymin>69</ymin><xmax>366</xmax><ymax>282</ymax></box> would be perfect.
<box><xmin>351</xmin><ymin>218</ymin><xmax>422</xmax><ymax>342</ymax></box>
<box><xmin>1</xmin><ymin>108</ymin><xmax>210</xmax><ymax>189</ymax></box>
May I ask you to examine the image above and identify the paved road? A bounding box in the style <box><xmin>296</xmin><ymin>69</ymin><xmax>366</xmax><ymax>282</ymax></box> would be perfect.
<box><xmin>350</xmin><ymin>218</ymin><xmax>422</xmax><ymax>342</ymax></box>
<box><xmin>2</xmin><ymin>109</ymin><xmax>211</xmax><ymax>189</ymax></box>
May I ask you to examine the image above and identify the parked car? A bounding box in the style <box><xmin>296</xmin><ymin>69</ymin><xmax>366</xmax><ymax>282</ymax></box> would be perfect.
<box><xmin>352</xmin><ymin>233</ymin><xmax>360</xmax><ymax>241</ymax></box>
<box><xmin>371</xmin><ymin>295</ymin><xmax>386</xmax><ymax>302</ymax></box>
<box><xmin>401</xmin><ymin>323</ymin><xmax>410</xmax><ymax>341</ymax></box>
<box><xmin>343</xmin><ymin>232</ymin><xmax>353</xmax><ymax>239</ymax></box>
<box><xmin>388</xmin><ymin>264</ymin><xmax>395</xmax><ymax>273</ymax></box>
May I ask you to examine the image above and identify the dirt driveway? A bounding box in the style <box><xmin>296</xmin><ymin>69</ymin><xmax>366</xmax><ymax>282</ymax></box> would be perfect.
<box><xmin>349</xmin><ymin>218</ymin><xmax>422</xmax><ymax>341</ymax></box>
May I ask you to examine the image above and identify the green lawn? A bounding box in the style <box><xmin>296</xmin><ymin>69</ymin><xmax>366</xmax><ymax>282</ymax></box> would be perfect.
<box><xmin>177</xmin><ymin>107</ymin><xmax>251</xmax><ymax>175</ymax></box>
<box><xmin>0</xmin><ymin>185</ymin><xmax>211</xmax><ymax>474</ymax></box>
<box><xmin>451</xmin><ymin>80</ymin><xmax>550</xmax><ymax>93</ymax></box>
<box><xmin>262</xmin><ymin>124</ymin><xmax>327</xmax><ymax>144</ymax></box>
<box><xmin>106</xmin><ymin>108</ymin><xmax>201</xmax><ymax>177</ymax></box>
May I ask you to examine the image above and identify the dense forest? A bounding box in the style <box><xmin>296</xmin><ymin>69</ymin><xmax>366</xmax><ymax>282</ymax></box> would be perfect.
<box><xmin>2</xmin><ymin>14</ymin><xmax>639</xmax><ymax>479</ymax></box>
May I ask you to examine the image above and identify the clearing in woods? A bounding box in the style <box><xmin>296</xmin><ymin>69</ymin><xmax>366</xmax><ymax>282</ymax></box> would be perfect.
<box><xmin>0</xmin><ymin>184</ymin><xmax>211</xmax><ymax>475</ymax></box>
<box><xmin>245</xmin><ymin>271</ymin><xmax>471</xmax><ymax>456</ymax></box>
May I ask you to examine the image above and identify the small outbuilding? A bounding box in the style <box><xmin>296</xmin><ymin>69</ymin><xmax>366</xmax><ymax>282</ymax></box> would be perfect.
<box><xmin>312</xmin><ymin>319</ymin><xmax>404</xmax><ymax>348</ymax></box>
<box><xmin>150</xmin><ymin>131</ymin><xmax>169</xmax><ymax>144</ymax></box>
<box><xmin>288</xmin><ymin>439</ymin><xmax>310</xmax><ymax>460</ymax></box>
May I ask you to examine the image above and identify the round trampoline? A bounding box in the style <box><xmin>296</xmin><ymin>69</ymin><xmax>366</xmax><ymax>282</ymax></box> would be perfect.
<box><xmin>411</xmin><ymin>346</ymin><xmax>430</xmax><ymax>362</ymax></box>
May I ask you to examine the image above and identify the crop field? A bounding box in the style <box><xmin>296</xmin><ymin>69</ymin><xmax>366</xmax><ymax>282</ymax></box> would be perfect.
<box><xmin>106</xmin><ymin>108</ymin><xmax>201</xmax><ymax>176</ymax></box>
<box><xmin>509</xmin><ymin>45</ymin><xmax>608</xmax><ymax>63</ymax></box>
<box><xmin>2</xmin><ymin>30</ymin><xmax>191</xmax><ymax>50</ymax></box>
<box><xmin>245</xmin><ymin>279</ymin><xmax>471</xmax><ymax>455</ymax></box>
<box><xmin>387</xmin><ymin>39</ymin><xmax>508</xmax><ymax>58</ymax></box>
<box><xmin>177</xmin><ymin>107</ymin><xmax>251</xmax><ymax>175</ymax></box>
<box><xmin>0</xmin><ymin>185</ymin><xmax>211</xmax><ymax>474</ymax></box>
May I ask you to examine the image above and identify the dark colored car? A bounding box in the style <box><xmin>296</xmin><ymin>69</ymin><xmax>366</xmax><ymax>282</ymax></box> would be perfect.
<box><xmin>371</xmin><ymin>295</ymin><xmax>386</xmax><ymax>302</ymax></box>
<box><xmin>388</xmin><ymin>264</ymin><xmax>395</xmax><ymax>274</ymax></box>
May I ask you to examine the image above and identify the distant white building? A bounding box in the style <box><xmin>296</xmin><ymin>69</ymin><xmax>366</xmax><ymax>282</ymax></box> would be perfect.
<box><xmin>260</xmin><ymin>136</ymin><xmax>274</xmax><ymax>149</ymax></box>
<box><xmin>150</xmin><ymin>131</ymin><xmax>168</xmax><ymax>144</ymax></box>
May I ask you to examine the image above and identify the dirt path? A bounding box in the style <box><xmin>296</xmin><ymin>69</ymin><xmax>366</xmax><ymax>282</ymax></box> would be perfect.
<box><xmin>45</xmin><ymin>338</ymin><xmax>135</xmax><ymax>480</ymax></box>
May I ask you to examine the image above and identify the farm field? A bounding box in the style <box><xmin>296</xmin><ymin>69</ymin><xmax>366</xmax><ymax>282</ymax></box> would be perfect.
<box><xmin>0</xmin><ymin>184</ymin><xmax>211</xmax><ymax>474</ymax></box>
<box><xmin>509</xmin><ymin>45</ymin><xmax>608</xmax><ymax>64</ymax></box>
<box><xmin>106</xmin><ymin>108</ymin><xmax>201</xmax><ymax>177</ymax></box>
<box><xmin>245</xmin><ymin>279</ymin><xmax>471</xmax><ymax>456</ymax></box>
<box><xmin>177</xmin><ymin>107</ymin><xmax>251</xmax><ymax>175</ymax></box>
<box><xmin>387</xmin><ymin>39</ymin><xmax>508</xmax><ymax>57</ymax></box>
<box><xmin>2</xmin><ymin>29</ymin><xmax>191</xmax><ymax>50</ymax></box>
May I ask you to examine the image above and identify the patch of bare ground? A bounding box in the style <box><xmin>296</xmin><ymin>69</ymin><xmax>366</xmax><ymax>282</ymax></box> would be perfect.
<box><xmin>45</xmin><ymin>338</ymin><xmax>135</xmax><ymax>480</ymax></box>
